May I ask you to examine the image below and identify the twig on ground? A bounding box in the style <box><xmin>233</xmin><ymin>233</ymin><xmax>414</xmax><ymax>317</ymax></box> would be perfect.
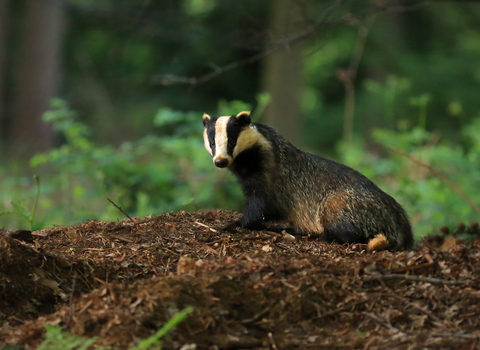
<box><xmin>268</xmin><ymin>332</ymin><xmax>278</xmax><ymax>350</ymax></box>
<box><xmin>203</xmin><ymin>245</ymin><xmax>220</xmax><ymax>256</ymax></box>
<box><xmin>107</xmin><ymin>198</ymin><xmax>135</xmax><ymax>223</ymax></box>
<box><xmin>240</xmin><ymin>307</ymin><xmax>271</xmax><ymax>324</ymax></box>
<box><xmin>433</xmin><ymin>332</ymin><xmax>480</xmax><ymax>340</ymax></box>
<box><xmin>364</xmin><ymin>274</ymin><xmax>471</xmax><ymax>285</ymax></box>
<box><xmin>113</xmin><ymin>235</ymin><xmax>135</xmax><ymax>243</ymax></box>
<box><xmin>233</xmin><ymin>235</ymin><xmax>273</xmax><ymax>242</ymax></box>
<box><xmin>274</xmin><ymin>242</ymin><xmax>300</xmax><ymax>255</ymax></box>
<box><xmin>391</xmin><ymin>262</ymin><xmax>435</xmax><ymax>274</ymax></box>
<box><xmin>393</xmin><ymin>295</ymin><xmax>442</xmax><ymax>323</ymax></box>
<box><xmin>364</xmin><ymin>312</ymin><xmax>405</xmax><ymax>336</ymax></box>
<box><xmin>94</xmin><ymin>277</ymin><xmax>116</xmax><ymax>301</ymax></box>
<box><xmin>205</xmin><ymin>237</ymin><xmax>228</xmax><ymax>245</ymax></box>
<box><xmin>313</xmin><ymin>298</ymin><xmax>372</xmax><ymax>320</ymax></box>
<box><xmin>66</xmin><ymin>273</ymin><xmax>77</xmax><ymax>327</ymax></box>
<box><xmin>386</xmin><ymin>147</ymin><xmax>480</xmax><ymax>217</ymax></box>
<box><xmin>77</xmin><ymin>299</ymin><xmax>93</xmax><ymax>316</ymax></box>
<box><xmin>31</xmin><ymin>232</ymin><xmax>48</xmax><ymax>238</ymax></box>
<box><xmin>195</xmin><ymin>221</ymin><xmax>218</xmax><ymax>233</ymax></box>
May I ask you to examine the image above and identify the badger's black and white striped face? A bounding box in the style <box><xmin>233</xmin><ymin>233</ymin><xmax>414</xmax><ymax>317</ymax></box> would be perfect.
<box><xmin>202</xmin><ymin>111</ymin><xmax>264</xmax><ymax>168</ymax></box>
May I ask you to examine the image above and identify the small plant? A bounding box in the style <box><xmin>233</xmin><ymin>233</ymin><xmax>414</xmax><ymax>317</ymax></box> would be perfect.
<box><xmin>0</xmin><ymin>175</ymin><xmax>40</xmax><ymax>231</ymax></box>
<box><xmin>38</xmin><ymin>324</ymin><xmax>109</xmax><ymax>350</ymax></box>
<box><xmin>36</xmin><ymin>306</ymin><xmax>194</xmax><ymax>350</ymax></box>
<box><xmin>27</xmin><ymin>99</ymin><xmax>247</xmax><ymax>226</ymax></box>
<box><xmin>131</xmin><ymin>306</ymin><xmax>194</xmax><ymax>350</ymax></box>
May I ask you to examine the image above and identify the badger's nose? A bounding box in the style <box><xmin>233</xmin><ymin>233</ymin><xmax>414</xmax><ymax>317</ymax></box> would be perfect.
<box><xmin>214</xmin><ymin>158</ymin><xmax>229</xmax><ymax>168</ymax></box>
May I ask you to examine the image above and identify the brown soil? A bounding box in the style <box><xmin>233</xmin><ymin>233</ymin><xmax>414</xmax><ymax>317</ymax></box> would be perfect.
<box><xmin>1</xmin><ymin>210</ymin><xmax>480</xmax><ymax>349</ymax></box>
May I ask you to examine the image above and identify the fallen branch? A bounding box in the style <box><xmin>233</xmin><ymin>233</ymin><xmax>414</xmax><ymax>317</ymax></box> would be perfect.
<box><xmin>107</xmin><ymin>198</ymin><xmax>135</xmax><ymax>223</ymax></box>
<box><xmin>364</xmin><ymin>274</ymin><xmax>471</xmax><ymax>285</ymax></box>
<box><xmin>386</xmin><ymin>147</ymin><xmax>480</xmax><ymax>217</ymax></box>
<box><xmin>391</xmin><ymin>262</ymin><xmax>435</xmax><ymax>274</ymax></box>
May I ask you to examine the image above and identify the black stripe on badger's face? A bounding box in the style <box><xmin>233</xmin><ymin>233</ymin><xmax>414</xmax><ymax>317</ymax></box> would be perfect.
<box><xmin>203</xmin><ymin>114</ymin><xmax>217</xmax><ymax>157</ymax></box>
<box><xmin>226</xmin><ymin>116</ymin><xmax>242</xmax><ymax>155</ymax></box>
<box><xmin>203</xmin><ymin>111</ymin><xmax>264</xmax><ymax>168</ymax></box>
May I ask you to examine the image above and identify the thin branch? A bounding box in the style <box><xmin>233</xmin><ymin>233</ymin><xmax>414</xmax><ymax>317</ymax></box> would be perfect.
<box><xmin>393</xmin><ymin>295</ymin><xmax>442</xmax><ymax>322</ymax></box>
<box><xmin>364</xmin><ymin>312</ymin><xmax>406</xmax><ymax>335</ymax></box>
<box><xmin>339</xmin><ymin>14</ymin><xmax>376</xmax><ymax>143</ymax></box>
<box><xmin>364</xmin><ymin>274</ymin><xmax>471</xmax><ymax>285</ymax></box>
<box><xmin>268</xmin><ymin>332</ymin><xmax>278</xmax><ymax>350</ymax></box>
<box><xmin>240</xmin><ymin>307</ymin><xmax>271</xmax><ymax>324</ymax></box>
<box><xmin>107</xmin><ymin>198</ymin><xmax>135</xmax><ymax>223</ymax></box>
<box><xmin>432</xmin><ymin>332</ymin><xmax>480</xmax><ymax>340</ymax></box>
<box><xmin>386</xmin><ymin>147</ymin><xmax>480</xmax><ymax>217</ymax></box>
<box><xmin>391</xmin><ymin>262</ymin><xmax>435</xmax><ymax>274</ymax></box>
<box><xmin>152</xmin><ymin>0</ymin><xmax>444</xmax><ymax>87</ymax></box>
<box><xmin>195</xmin><ymin>221</ymin><xmax>218</xmax><ymax>233</ymax></box>
<box><xmin>66</xmin><ymin>273</ymin><xmax>77</xmax><ymax>327</ymax></box>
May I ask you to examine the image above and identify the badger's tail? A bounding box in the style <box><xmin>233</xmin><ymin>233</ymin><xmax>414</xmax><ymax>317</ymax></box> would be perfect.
<box><xmin>367</xmin><ymin>234</ymin><xmax>389</xmax><ymax>251</ymax></box>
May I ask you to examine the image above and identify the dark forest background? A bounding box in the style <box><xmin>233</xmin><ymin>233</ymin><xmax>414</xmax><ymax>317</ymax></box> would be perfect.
<box><xmin>1</xmin><ymin>0</ymin><xmax>480</xmax><ymax>238</ymax></box>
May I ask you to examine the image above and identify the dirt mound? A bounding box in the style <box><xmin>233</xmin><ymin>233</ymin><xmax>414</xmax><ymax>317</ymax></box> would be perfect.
<box><xmin>1</xmin><ymin>210</ymin><xmax>480</xmax><ymax>349</ymax></box>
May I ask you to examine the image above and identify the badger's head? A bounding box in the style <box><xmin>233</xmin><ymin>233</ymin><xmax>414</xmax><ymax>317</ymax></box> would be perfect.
<box><xmin>202</xmin><ymin>111</ymin><xmax>262</xmax><ymax>168</ymax></box>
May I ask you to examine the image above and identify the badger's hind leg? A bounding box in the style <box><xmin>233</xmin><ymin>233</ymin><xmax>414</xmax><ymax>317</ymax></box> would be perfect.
<box><xmin>323</xmin><ymin>220</ymin><xmax>369</xmax><ymax>245</ymax></box>
<box><xmin>324</xmin><ymin>220</ymin><xmax>396</xmax><ymax>251</ymax></box>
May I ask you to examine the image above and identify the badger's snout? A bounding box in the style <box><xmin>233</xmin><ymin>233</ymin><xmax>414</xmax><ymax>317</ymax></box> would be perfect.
<box><xmin>214</xmin><ymin>158</ymin><xmax>229</xmax><ymax>168</ymax></box>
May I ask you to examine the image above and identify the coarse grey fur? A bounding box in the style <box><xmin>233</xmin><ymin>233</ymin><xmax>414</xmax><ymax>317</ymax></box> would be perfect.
<box><xmin>203</xmin><ymin>112</ymin><xmax>414</xmax><ymax>251</ymax></box>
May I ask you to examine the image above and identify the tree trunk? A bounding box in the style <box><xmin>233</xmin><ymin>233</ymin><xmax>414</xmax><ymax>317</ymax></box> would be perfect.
<box><xmin>10</xmin><ymin>0</ymin><xmax>65</xmax><ymax>157</ymax></box>
<box><xmin>0</xmin><ymin>0</ymin><xmax>9</xmax><ymax>148</ymax></box>
<box><xmin>262</xmin><ymin>0</ymin><xmax>303</xmax><ymax>145</ymax></box>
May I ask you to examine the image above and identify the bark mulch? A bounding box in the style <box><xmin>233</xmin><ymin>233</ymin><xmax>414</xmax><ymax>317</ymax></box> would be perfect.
<box><xmin>1</xmin><ymin>210</ymin><xmax>479</xmax><ymax>349</ymax></box>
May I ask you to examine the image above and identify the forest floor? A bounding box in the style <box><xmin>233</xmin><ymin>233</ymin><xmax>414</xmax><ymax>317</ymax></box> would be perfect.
<box><xmin>1</xmin><ymin>210</ymin><xmax>480</xmax><ymax>350</ymax></box>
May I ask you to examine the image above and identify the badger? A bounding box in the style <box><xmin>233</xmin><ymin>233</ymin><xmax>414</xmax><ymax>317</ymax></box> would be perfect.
<box><xmin>202</xmin><ymin>111</ymin><xmax>414</xmax><ymax>251</ymax></box>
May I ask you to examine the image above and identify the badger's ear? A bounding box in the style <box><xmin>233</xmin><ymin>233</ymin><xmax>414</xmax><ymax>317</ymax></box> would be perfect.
<box><xmin>202</xmin><ymin>113</ymin><xmax>211</xmax><ymax>127</ymax></box>
<box><xmin>236</xmin><ymin>111</ymin><xmax>251</xmax><ymax>127</ymax></box>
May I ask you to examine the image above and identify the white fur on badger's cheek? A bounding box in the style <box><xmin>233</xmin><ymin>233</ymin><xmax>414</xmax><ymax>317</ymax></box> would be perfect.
<box><xmin>233</xmin><ymin>126</ymin><xmax>271</xmax><ymax>158</ymax></box>
<box><xmin>213</xmin><ymin>117</ymin><xmax>233</xmax><ymax>165</ymax></box>
<box><xmin>203</xmin><ymin>129</ymin><xmax>212</xmax><ymax>156</ymax></box>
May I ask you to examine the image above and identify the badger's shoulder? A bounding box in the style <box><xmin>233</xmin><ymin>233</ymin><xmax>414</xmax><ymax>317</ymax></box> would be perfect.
<box><xmin>252</xmin><ymin>123</ymin><xmax>306</xmax><ymax>158</ymax></box>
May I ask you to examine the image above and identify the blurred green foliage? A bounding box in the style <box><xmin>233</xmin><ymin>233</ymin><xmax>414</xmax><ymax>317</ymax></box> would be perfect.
<box><xmin>1</xmin><ymin>1</ymin><xmax>480</xmax><ymax>238</ymax></box>
<box><xmin>1</xmin><ymin>89</ymin><xmax>479</xmax><ymax>238</ymax></box>
<box><xmin>2</xmin><ymin>97</ymin><xmax>275</xmax><ymax>229</ymax></box>
<box><xmin>38</xmin><ymin>324</ymin><xmax>108</xmax><ymax>350</ymax></box>
<box><xmin>0</xmin><ymin>175</ymin><xmax>40</xmax><ymax>231</ymax></box>
<box><xmin>338</xmin><ymin>78</ymin><xmax>480</xmax><ymax>237</ymax></box>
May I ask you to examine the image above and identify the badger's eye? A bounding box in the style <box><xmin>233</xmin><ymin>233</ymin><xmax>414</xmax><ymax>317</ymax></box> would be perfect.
<box><xmin>210</xmin><ymin>140</ymin><xmax>215</xmax><ymax>147</ymax></box>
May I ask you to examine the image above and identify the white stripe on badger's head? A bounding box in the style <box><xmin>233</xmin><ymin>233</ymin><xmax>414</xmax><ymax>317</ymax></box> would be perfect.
<box><xmin>213</xmin><ymin>116</ymin><xmax>232</xmax><ymax>165</ymax></box>
<box><xmin>202</xmin><ymin>113</ymin><xmax>213</xmax><ymax>156</ymax></box>
<box><xmin>202</xmin><ymin>111</ymin><xmax>269</xmax><ymax>168</ymax></box>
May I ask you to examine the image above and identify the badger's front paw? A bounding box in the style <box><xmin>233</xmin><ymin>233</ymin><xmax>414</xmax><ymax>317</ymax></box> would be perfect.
<box><xmin>222</xmin><ymin>220</ymin><xmax>240</xmax><ymax>232</ymax></box>
<box><xmin>222</xmin><ymin>218</ymin><xmax>264</xmax><ymax>232</ymax></box>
